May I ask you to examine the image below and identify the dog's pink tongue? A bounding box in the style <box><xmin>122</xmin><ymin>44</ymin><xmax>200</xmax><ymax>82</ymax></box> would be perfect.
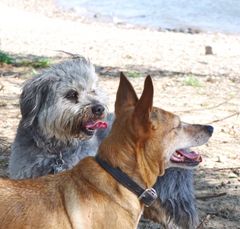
<box><xmin>86</xmin><ymin>121</ymin><xmax>108</xmax><ymax>129</ymax></box>
<box><xmin>176</xmin><ymin>150</ymin><xmax>199</xmax><ymax>160</ymax></box>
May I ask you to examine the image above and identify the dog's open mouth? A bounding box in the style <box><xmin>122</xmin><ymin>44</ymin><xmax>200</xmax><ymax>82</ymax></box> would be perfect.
<box><xmin>170</xmin><ymin>149</ymin><xmax>202</xmax><ymax>166</ymax></box>
<box><xmin>83</xmin><ymin>120</ymin><xmax>108</xmax><ymax>136</ymax></box>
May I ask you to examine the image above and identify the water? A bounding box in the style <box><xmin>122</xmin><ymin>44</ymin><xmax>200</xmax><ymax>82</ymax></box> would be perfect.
<box><xmin>58</xmin><ymin>0</ymin><xmax>240</xmax><ymax>34</ymax></box>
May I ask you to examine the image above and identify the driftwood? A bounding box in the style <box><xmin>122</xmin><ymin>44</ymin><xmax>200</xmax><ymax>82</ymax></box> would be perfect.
<box><xmin>199</xmin><ymin>167</ymin><xmax>240</xmax><ymax>172</ymax></box>
<box><xmin>208</xmin><ymin>111</ymin><xmax>239</xmax><ymax>124</ymax></box>
<box><xmin>196</xmin><ymin>192</ymin><xmax>227</xmax><ymax>201</ymax></box>
<box><xmin>178</xmin><ymin>96</ymin><xmax>237</xmax><ymax>113</ymax></box>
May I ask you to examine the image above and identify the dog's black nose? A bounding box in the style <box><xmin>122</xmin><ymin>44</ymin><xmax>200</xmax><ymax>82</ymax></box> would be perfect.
<box><xmin>206</xmin><ymin>125</ymin><xmax>214</xmax><ymax>136</ymax></box>
<box><xmin>92</xmin><ymin>104</ymin><xmax>105</xmax><ymax>116</ymax></box>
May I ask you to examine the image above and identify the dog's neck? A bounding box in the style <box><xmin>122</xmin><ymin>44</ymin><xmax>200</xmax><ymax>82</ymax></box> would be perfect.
<box><xmin>97</xmin><ymin>133</ymin><xmax>160</xmax><ymax>190</ymax></box>
<box><xmin>28</xmin><ymin>124</ymin><xmax>79</xmax><ymax>153</ymax></box>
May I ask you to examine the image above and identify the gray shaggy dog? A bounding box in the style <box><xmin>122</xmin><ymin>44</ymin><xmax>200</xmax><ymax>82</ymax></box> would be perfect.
<box><xmin>9</xmin><ymin>58</ymin><xmax>198</xmax><ymax>229</ymax></box>
<box><xmin>10</xmin><ymin>57</ymin><xmax>112</xmax><ymax>178</ymax></box>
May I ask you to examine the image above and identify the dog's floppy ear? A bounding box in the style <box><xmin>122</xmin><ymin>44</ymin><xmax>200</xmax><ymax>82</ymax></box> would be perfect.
<box><xmin>115</xmin><ymin>72</ymin><xmax>138</xmax><ymax>117</ymax></box>
<box><xmin>20</xmin><ymin>76</ymin><xmax>52</xmax><ymax>128</ymax></box>
<box><xmin>133</xmin><ymin>75</ymin><xmax>153</xmax><ymax>128</ymax></box>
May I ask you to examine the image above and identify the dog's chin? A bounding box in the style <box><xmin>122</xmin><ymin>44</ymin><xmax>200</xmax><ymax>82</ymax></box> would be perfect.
<box><xmin>82</xmin><ymin>127</ymin><xmax>96</xmax><ymax>137</ymax></box>
<box><xmin>168</xmin><ymin>148</ymin><xmax>202</xmax><ymax>169</ymax></box>
<box><xmin>72</xmin><ymin>128</ymin><xmax>97</xmax><ymax>140</ymax></box>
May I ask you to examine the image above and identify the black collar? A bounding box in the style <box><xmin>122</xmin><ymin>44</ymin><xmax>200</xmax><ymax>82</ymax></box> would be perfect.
<box><xmin>95</xmin><ymin>155</ymin><xmax>158</xmax><ymax>207</ymax></box>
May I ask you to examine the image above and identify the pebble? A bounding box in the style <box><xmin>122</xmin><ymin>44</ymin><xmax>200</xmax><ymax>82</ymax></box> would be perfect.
<box><xmin>205</xmin><ymin>46</ymin><xmax>213</xmax><ymax>55</ymax></box>
<box><xmin>216</xmin><ymin>156</ymin><xmax>222</xmax><ymax>162</ymax></box>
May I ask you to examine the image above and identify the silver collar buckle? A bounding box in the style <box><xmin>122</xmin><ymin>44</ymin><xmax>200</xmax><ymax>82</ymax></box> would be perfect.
<box><xmin>138</xmin><ymin>188</ymin><xmax>158</xmax><ymax>207</ymax></box>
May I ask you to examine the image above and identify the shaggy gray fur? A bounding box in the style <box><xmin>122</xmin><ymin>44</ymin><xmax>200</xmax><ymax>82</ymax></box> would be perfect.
<box><xmin>9</xmin><ymin>57</ymin><xmax>112</xmax><ymax>178</ymax></box>
<box><xmin>153</xmin><ymin>169</ymin><xmax>198</xmax><ymax>228</ymax></box>
<box><xmin>9</xmin><ymin>58</ymin><xmax>198</xmax><ymax>228</ymax></box>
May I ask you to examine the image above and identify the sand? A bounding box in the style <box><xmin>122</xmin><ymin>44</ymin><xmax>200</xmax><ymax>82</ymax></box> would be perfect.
<box><xmin>0</xmin><ymin>1</ymin><xmax>239</xmax><ymax>228</ymax></box>
<box><xmin>1</xmin><ymin>0</ymin><xmax>240</xmax><ymax>77</ymax></box>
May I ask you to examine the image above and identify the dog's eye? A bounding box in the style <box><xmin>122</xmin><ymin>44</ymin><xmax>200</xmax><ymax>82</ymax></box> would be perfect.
<box><xmin>170</xmin><ymin>122</ymin><xmax>181</xmax><ymax>132</ymax></box>
<box><xmin>90</xmin><ymin>90</ymin><xmax>96</xmax><ymax>95</ymax></box>
<box><xmin>65</xmin><ymin>90</ymin><xmax>78</xmax><ymax>102</ymax></box>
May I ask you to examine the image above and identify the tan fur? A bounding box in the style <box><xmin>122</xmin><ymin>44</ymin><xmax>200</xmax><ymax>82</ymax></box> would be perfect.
<box><xmin>0</xmin><ymin>73</ymin><xmax>212</xmax><ymax>229</ymax></box>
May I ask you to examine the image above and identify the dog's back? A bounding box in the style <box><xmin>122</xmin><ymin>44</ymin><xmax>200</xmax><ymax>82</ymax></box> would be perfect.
<box><xmin>1</xmin><ymin>154</ymin><xmax>145</xmax><ymax>229</ymax></box>
<box><xmin>0</xmin><ymin>175</ymin><xmax>74</xmax><ymax>229</ymax></box>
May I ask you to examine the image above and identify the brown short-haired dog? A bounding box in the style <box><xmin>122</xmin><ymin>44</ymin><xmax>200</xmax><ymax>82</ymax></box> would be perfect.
<box><xmin>0</xmin><ymin>74</ymin><xmax>213</xmax><ymax>229</ymax></box>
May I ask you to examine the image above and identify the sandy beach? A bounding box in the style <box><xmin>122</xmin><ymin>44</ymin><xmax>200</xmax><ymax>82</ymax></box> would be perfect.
<box><xmin>1</xmin><ymin>0</ymin><xmax>240</xmax><ymax>77</ymax></box>
<box><xmin>0</xmin><ymin>1</ymin><xmax>240</xmax><ymax>228</ymax></box>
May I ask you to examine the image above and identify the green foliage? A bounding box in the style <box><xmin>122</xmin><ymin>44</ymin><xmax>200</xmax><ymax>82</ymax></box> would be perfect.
<box><xmin>0</xmin><ymin>51</ymin><xmax>13</xmax><ymax>64</ymax></box>
<box><xmin>183</xmin><ymin>75</ymin><xmax>202</xmax><ymax>87</ymax></box>
<box><xmin>0</xmin><ymin>51</ymin><xmax>51</xmax><ymax>69</ymax></box>
<box><xmin>31</xmin><ymin>68</ymin><xmax>38</xmax><ymax>76</ymax></box>
<box><xmin>127</xmin><ymin>71</ymin><xmax>141</xmax><ymax>78</ymax></box>
<box><xmin>32</xmin><ymin>58</ymin><xmax>51</xmax><ymax>68</ymax></box>
<box><xmin>18</xmin><ymin>57</ymin><xmax>51</xmax><ymax>68</ymax></box>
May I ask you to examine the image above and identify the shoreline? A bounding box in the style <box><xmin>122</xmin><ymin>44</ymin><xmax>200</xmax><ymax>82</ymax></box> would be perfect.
<box><xmin>56</xmin><ymin>0</ymin><xmax>240</xmax><ymax>35</ymax></box>
<box><xmin>0</xmin><ymin>0</ymin><xmax>240</xmax><ymax>78</ymax></box>
<box><xmin>1</xmin><ymin>0</ymin><xmax>240</xmax><ymax>35</ymax></box>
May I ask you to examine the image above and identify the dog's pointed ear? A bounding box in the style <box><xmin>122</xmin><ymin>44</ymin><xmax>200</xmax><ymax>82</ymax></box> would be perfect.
<box><xmin>115</xmin><ymin>72</ymin><xmax>138</xmax><ymax>117</ymax></box>
<box><xmin>133</xmin><ymin>75</ymin><xmax>153</xmax><ymax>125</ymax></box>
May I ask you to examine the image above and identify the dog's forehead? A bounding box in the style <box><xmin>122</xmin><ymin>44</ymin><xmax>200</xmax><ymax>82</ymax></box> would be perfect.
<box><xmin>152</xmin><ymin>107</ymin><xmax>179</xmax><ymax>125</ymax></box>
<box><xmin>60</xmin><ymin>76</ymin><xmax>96</xmax><ymax>91</ymax></box>
<box><xmin>52</xmin><ymin>59</ymin><xmax>97</xmax><ymax>91</ymax></box>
